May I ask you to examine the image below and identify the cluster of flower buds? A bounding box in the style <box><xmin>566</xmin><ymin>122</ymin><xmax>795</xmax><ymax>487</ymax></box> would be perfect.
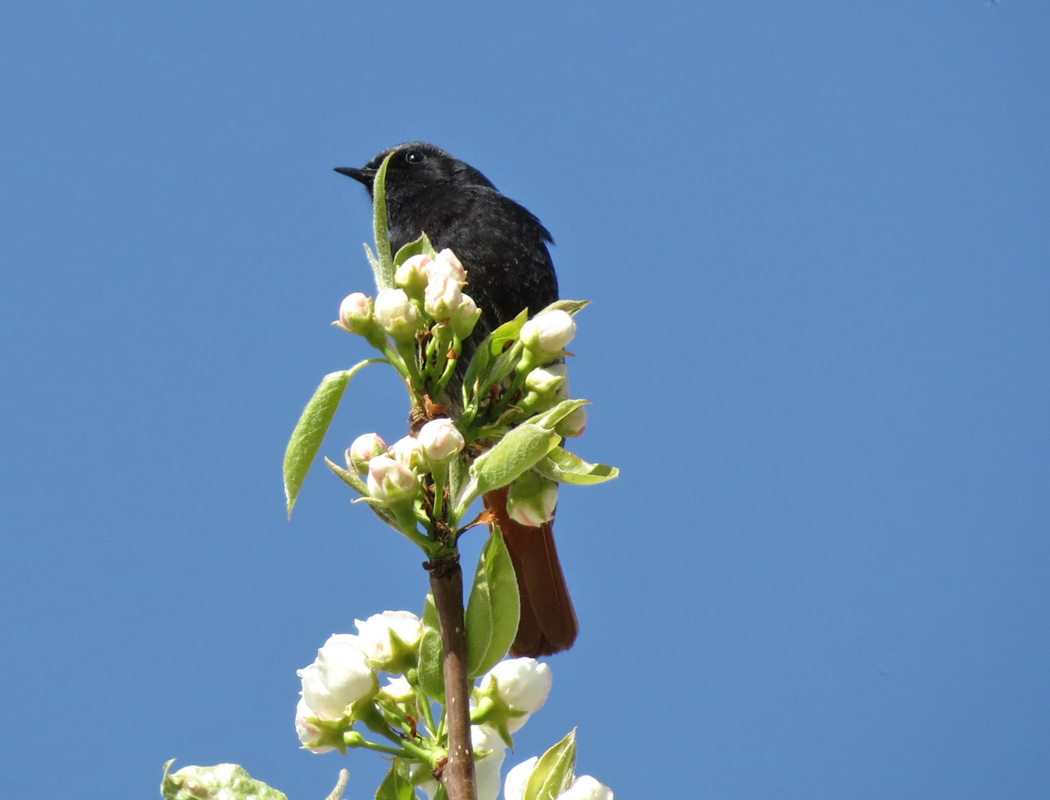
<box><xmin>336</xmin><ymin>248</ymin><xmax>482</xmax><ymax>347</ymax></box>
<box><xmin>295</xmin><ymin>613</ymin><xmax>611</xmax><ymax>800</ymax></box>
<box><xmin>345</xmin><ymin>418</ymin><xmax>466</xmax><ymax>509</ymax></box>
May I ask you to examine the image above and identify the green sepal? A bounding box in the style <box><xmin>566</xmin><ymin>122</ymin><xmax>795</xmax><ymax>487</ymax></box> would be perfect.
<box><xmin>417</xmin><ymin>592</ymin><xmax>444</xmax><ymax>703</ymax></box>
<box><xmin>522</xmin><ymin>730</ymin><xmax>577</xmax><ymax>800</ymax></box>
<box><xmin>464</xmin><ymin>529</ymin><xmax>520</xmax><ymax>677</ymax></box>
<box><xmin>393</xmin><ymin>232</ymin><xmax>438</xmax><ymax>266</ymax></box>
<box><xmin>534</xmin><ymin>448</ymin><xmax>619</xmax><ymax>486</ymax></box>
<box><xmin>375</xmin><ymin>759</ymin><xmax>418</xmax><ymax>800</ymax></box>
<box><xmin>324</xmin><ymin>457</ymin><xmax>368</xmax><ymax>496</ymax></box>
<box><xmin>161</xmin><ymin>760</ymin><xmax>287</xmax><ymax>800</ymax></box>
<box><xmin>372</xmin><ymin>152</ymin><xmax>396</xmax><ymax>290</ymax></box>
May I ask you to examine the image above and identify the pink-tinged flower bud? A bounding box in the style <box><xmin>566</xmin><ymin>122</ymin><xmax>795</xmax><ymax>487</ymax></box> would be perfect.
<box><xmin>297</xmin><ymin>633</ymin><xmax>376</xmax><ymax>720</ymax></box>
<box><xmin>395</xmin><ymin>254</ymin><xmax>431</xmax><ymax>298</ymax></box>
<box><xmin>520</xmin><ymin>310</ymin><xmax>576</xmax><ymax>355</ymax></box>
<box><xmin>390</xmin><ymin>435</ymin><xmax>425</xmax><ymax>471</ymax></box>
<box><xmin>338</xmin><ymin>292</ymin><xmax>373</xmax><ymax>334</ymax></box>
<box><xmin>373</xmin><ymin>287</ymin><xmax>421</xmax><ymax>341</ymax></box>
<box><xmin>555</xmin><ymin>405</ymin><xmax>587</xmax><ymax>438</ymax></box>
<box><xmin>478</xmin><ymin>657</ymin><xmax>552</xmax><ymax>733</ymax></box>
<box><xmin>355</xmin><ymin>610</ymin><xmax>422</xmax><ymax>670</ymax></box>
<box><xmin>424</xmin><ymin>272</ymin><xmax>465</xmax><ymax>320</ymax></box>
<box><xmin>450</xmin><ymin>293</ymin><xmax>482</xmax><ymax>339</ymax></box>
<box><xmin>294</xmin><ymin>697</ymin><xmax>337</xmax><ymax>753</ymax></box>
<box><xmin>506</xmin><ymin>472</ymin><xmax>558</xmax><ymax>526</ymax></box>
<box><xmin>366</xmin><ymin>455</ymin><xmax>419</xmax><ymax>505</ymax></box>
<box><xmin>347</xmin><ymin>432</ymin><xmax>387</xmax><ymax>474</ymax></box>
<box><xmin>417</xmin><ymin>418</ymin><xmax>465</xmax><ymax>464</ymax></box>
<box><xmin>428</xmin><ymin>248</ymin><xmax>468</xmax><ymax>284</ymax></box>
<box><xmin>559</xmin><ymin>776</ymin><xmax>614</xmax><ymax>800</ymax></box>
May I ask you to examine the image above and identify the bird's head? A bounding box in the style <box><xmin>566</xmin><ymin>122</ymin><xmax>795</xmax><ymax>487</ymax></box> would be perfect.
<box><xmin>335</xmin><ymin>142</ymin><xmax>496</xmax><ymax>202</ymax></box>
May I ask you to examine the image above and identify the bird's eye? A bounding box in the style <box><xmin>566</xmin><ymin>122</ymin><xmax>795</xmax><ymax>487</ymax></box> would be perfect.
<box><xmin>405</xmin><ymin>150</ymin><xmax>424</xmax><ymax>164</ymax></box>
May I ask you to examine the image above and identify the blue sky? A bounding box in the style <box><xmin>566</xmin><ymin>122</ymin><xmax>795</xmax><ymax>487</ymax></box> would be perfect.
<box><xmin>2</xmin><ymin>2</ymin><xmax>1048</xmax><ymax>798</ymax></box>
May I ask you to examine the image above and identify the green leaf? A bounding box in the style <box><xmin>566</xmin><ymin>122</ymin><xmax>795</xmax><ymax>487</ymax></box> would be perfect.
<box><xmin>469</xmin><ymin>424</ymin><xmax>562</xmax><ymax>497</ymax></box>
<box><xmin>541</xmin><ymin>298</ymin><xmax>590</xmax><ymax>317</ymax></box>
<box><xmin>464</xmin><ymin>530</ymin><xmax>520</xmax><ymax>677</ymax></box>
<box><xmin>375</xmin><ymin>760</ymin><xmax>417</xmax><ymax>800</ymax></box>
<box><xmin>161</xmin><ymin>761</ymin><xmax>287</xmax><ymax>800</ymax></box>
<box><xmin>529</xmin><ymin>398</ymin><xmax>589</xmax><ymax>432</ymax></box>
<box><xmin>534</xmin><ymin>448</ymin><xmax>619</xmax><ymax>486</ymax></box>
<box><xmin>417</xmin><ymin>592</ymin><xmax>445</xmax><ymax>703</ymax></box>
<box><xmin>486</xmin><ymin>308</ymin><xmax>530</xmax><ymax>356</ymax></box>
<box><xmin>393</xmin><ymin>233</ymin><xmax>438</xmax><ymax>266</ymax></box>
<box><xmin>283</xmin><ymin>361</ymin><xmax>382</xmax><ymax>517</ymax></box>
<box><xmin>284</xmin><ymin>370</ymin><xmax>351</xmax><ymax>517</ymax></box>
<box><xmin>523</xmin><ymin>730</ymin><xmax>577</xmax><ymax>800</ymax></box>
<box><xmin>364</xmin><ymin>242</ymin><xmax>381</xmax><ymax>274</ymax></box>
<box><xmin>372</xmin><ymin>153</ymin><xmax>396</xmax><ymax>290</ymax></box>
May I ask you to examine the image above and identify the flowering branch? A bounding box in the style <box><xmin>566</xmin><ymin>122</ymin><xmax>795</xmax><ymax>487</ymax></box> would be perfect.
<box><xmin>161</xmin><ymin>156</ymin><xmax>617</xmax><ymax>800</ymax></box>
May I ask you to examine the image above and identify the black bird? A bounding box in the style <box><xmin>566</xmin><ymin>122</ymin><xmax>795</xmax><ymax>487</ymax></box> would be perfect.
<box><xmin>336</xmin><ymin>143</ymin><xmax>577</xmax><ymax>657</ymax></box>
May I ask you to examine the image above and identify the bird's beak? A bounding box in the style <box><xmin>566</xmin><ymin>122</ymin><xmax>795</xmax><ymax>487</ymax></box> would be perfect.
<box><xmin>334</xmin><ymin>166</ymin><xmax>376</xmax><ymax>188</ymax></box>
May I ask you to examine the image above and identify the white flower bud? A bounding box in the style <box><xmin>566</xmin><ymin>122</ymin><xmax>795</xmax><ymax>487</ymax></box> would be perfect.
<box><xmin>417</xmin><ymin>418</ymin><xmax>465</xmax><ymax>464</ymax></box>
<box><xmin>520</xmin><ymin>310</ymin><xmax>575</xmax><ymax>355</ymax></box>
<box><xmin>428</xmin><ymin>248</ymin><xmax>468</xmax><ymax>283</ymax></box>
<box><xmin>366</xmin><ymin>455</ymin><xmax>418</xmax><ymax>505</ymax></box>
<box><xmin>450</xmin><ymin>292</ymin><xmax>482</xmax><ymax>339</ymax></box>
<box><xmin>525</xmin><ymin>363</ymin><xmax>569</xmax><ymax>398</ymax></box>
<box><xmin>395</xmin><ymin>254</ymin><xmax>431</xmax><ymax>298</ymax></box>
<box><xmin>479</xmin><ymin>658</ymin><xmax>552</xmax><ymax>732</ymax></box>
<box><xmin>298</xmin><ymin>633</ymin><xmax>376</xmax><ymax>719</ymax></box>
<box><xmin>390</xmin><ymin>435</ymin><xmax>425</xmax><ymax>471</ymax></box>
<box><xmin>354</xmin><ymin>610</ymin><xmax>421</xmax><ymax>670</ymax></box>
<box><xmin>424</xmin><ymin>272</ymin><xmax>466</xmax><ymax>320</ymax></box>
<box><xmin>373</xmin><ymin>287</ymin><xmax>421</xmax><ymax>341</ymax></box>
<box><xmin>555</xmin><ymin>405</ymin><xmax>587</xmax><ymax>438</ymax></box>
<box><xmin>419</xmin><ymin>725</ymin><xmax>506</xmax><ymax>800</ymax></box>
<box><xmin>338</xmin><ymin>292</ymin><xmax>373</xmax><ymax>334</ymax></box>
<box><xmin>559</xmin><ymin>776</ymin><xmax>614</xmax><ymax>800</ymax></box>
<box><xmin>504</xmin><ymin>757</ymin><xmax>540</xmax><ymax>800</ymax></box>
<box><xmin>506</xmin><ymin>472</ymin><xmax>559</xmax><ymax>527</ymax></box>
<box><xmin>347</xmin><ymin>432</ymin><xmax>387</xmax><ymax>474</ymax></box>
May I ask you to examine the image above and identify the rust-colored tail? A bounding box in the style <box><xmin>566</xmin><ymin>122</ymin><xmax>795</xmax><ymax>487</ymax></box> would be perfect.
<box><xmin>483</xmin><ymin>487</ymin><xmax>578</xmax><ymax>657</ymax></box>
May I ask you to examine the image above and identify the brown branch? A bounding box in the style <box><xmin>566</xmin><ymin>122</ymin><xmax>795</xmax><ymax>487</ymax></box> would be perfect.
<box><xmin>428</xmin><ymin>557</ymin><xmax>477</xmax><ymax>800</ymax></box>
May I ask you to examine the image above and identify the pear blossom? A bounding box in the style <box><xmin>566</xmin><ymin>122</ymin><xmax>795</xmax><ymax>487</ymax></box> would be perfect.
<box><xmin>348</xmin><ymin>432</ymin><xmax>386</xmax><ymax>474</ymax></box>
<box><xmin>338</xmin><ymin>292</ymin><xmax>372</xmax><ymax>334</ymax></box>
<box><xmin>506</xmin><ymin>472</ymin><xmax>559</xmax><ymax>527</ymax></box>
<box><xmin>298</xmin><ymin>634</ymin><xmax>376</xmax><ymax>720</ymax></box>
<box><xmin>478</xmin><ymin>658</ymin><xmax>552</xmax><ymax>733</ymax></box>
<box><xmin>366</xmin><ymin>456</ymin><xmax>418</xmax><ymax>505</ymax></box>
<box><xmin>373</xmin><ymin>287</ymin><xmax>421</xmax><ymax>341</ymax></box>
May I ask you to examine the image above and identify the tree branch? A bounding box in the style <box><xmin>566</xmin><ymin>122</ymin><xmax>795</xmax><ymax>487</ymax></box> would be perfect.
<box><xmin>428</xmin><ymin>557</ymin><xmax>477</xmax><ymax>800</ymax></box>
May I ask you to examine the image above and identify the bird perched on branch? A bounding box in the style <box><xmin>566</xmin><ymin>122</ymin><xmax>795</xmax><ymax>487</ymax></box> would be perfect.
<box><xmin>336</xmin><ymin>143</ymin><xmax>577</xmax><ymax>657</ymax></box>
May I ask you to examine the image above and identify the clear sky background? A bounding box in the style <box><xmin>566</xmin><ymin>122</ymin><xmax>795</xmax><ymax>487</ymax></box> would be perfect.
<box><xmin>2</xmin><ymin>2</ymin><xmax>1048</xmax><ymax>798</ymax></box>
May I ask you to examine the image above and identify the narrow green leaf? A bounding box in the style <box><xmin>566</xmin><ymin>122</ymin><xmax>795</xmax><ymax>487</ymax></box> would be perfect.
<box><xmin>534</xmin><ymin>448</ymin><xmax>619</xmax><ymax>486</ymax></box>
<box><xmin>364</xmin><ymin>242</ymin><xmax>380</xmax><ymax>274</ymax></box>
<box><xmin>523</xmin><ymin>730</ymin><xmax>577</xmax><ymax>800</ymax></box>
<box><xmin>417</xmin><ymin>592</ymin><xmax>444</xmax><ymax>703</ymax></box>
<box><xmin>541</xmin><ymin>299</ymin><xmax>590</xmax><ymax>317</ymax></box>
<box><xmin>470</xmin><ymin>424</ymin><xmax>562</xmax><ymax>496</ymax></box>
<box><xmin>486</xmin><ymin>308</ymin><xmax>530</xmax><ymax>356</ymax></box>
<box><xmin>284</xmin><ymin>370</ymin><xmax>351</xmax><ymax>517</ymax></box>
<box><xmin>372</xmin><ymin>153</ymin><xmax>396</xmax><ymax>290</ymax></box>
<box><xmin>161</xmin><ymin>761</ymin><xmax>287</xmax><ymax>800</ymax></box>
<box><xmin>464</xmin><ymin>530</ymin><xmax>520</xmax><ymax>677</ymax></box>
<box><xmin>284</xmin><ymin>360</ymin><xmax>382</xmax><ymax>517</ymax></box>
